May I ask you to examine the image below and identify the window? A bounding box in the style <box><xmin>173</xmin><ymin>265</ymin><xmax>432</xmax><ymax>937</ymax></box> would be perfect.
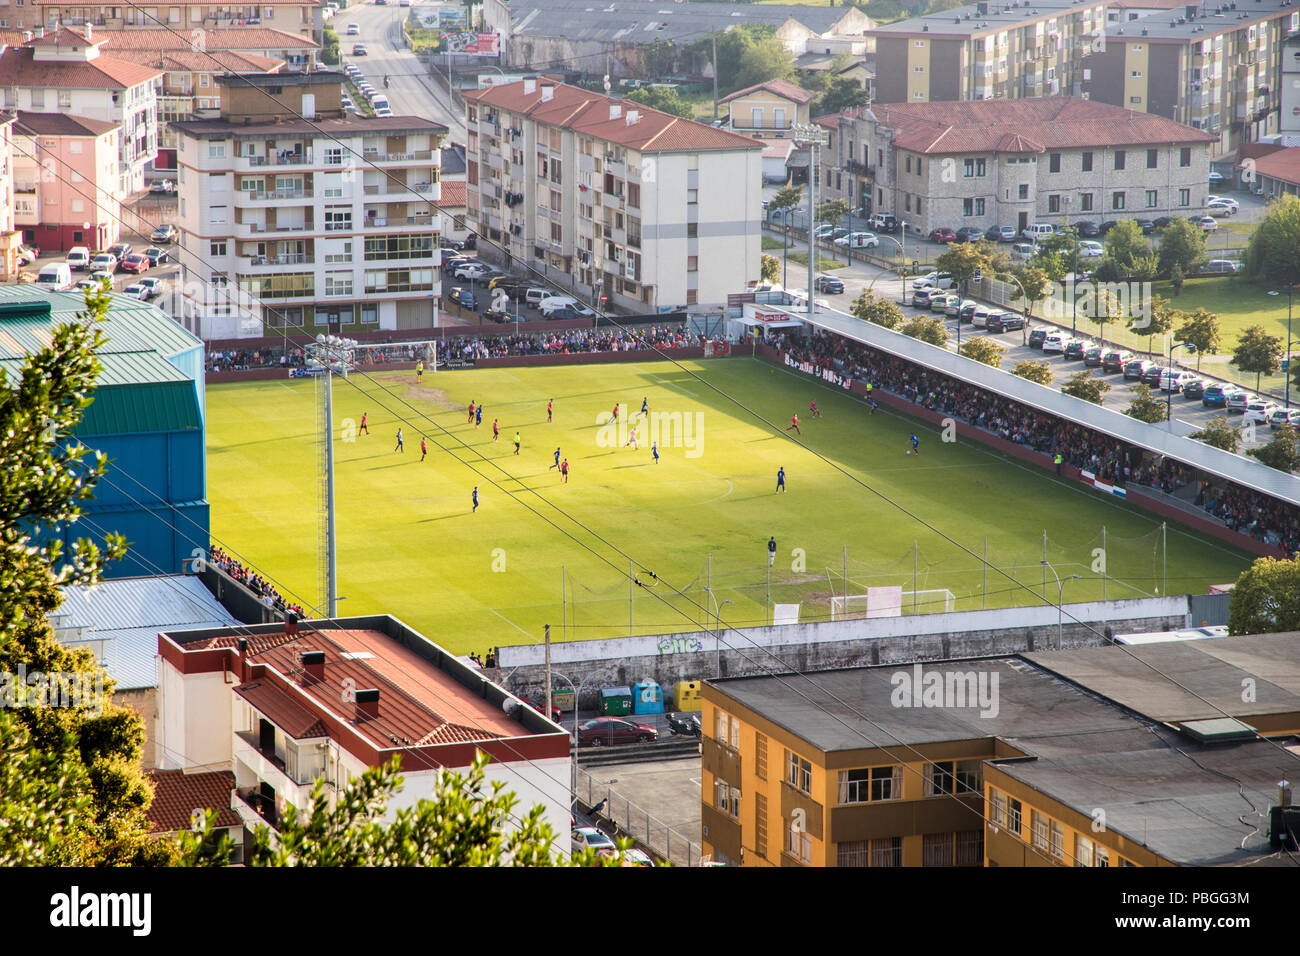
<box><xmin>325</xmin><ymin>271</ymin><xmax>353</xmax><ymax>296</ymax></box>
<box><xmin>208</xmin><ymin>142</ymin><xmax>226</xmax><ymax>159</ymax></box>
<box><xmin>1032</xmin><ymin>810</ymin><xmax>1049</xmax><ymax>850</ymax></box>
<box><xmin>714</xmin><ymin>709</ymin><xmax>727</xmax><ymax>742</ymax></box>
<box><xmin>70</xmin><ymin>199</ymin><xmax>84</xmax><ymax>213</ymax></box>
<box><xmin>961</xmin><ymin>197</ymin><xmax>984</xmax><ymax>216</ymax></box>
<box><xmin>30</xmin><ymin>88</ymin><xmax>43</xmax><ymax>109</ymax></box>
<box><xmin>1145</xmin><ymin>189</ymin><xmax>1158</xmax><ymax>208</ymax></box>
<box><xmin>1144</xmin><ymin>148</ymin><xmax>1158</xmax><ymax>170</ymax></box>
<box><xmin>905</xmin><ymin>156</ymin><xmax>912</xmax><ymax>174</ymax></box>
<box><xmin>963</xmin><ymin>158</ymin><xmax>986</xmax><ymax>177</ymax></box>
<box><xmin>990</xmin><ymin>789</ymin><xmax>1007</xmax><ymax>827</ymax></box>
<box><xmin>785</xmin><ymin>817</ymin><xmax>811</xmax><ymax>863</ymax></box>
<box><xmin>1094</xmin><ymin>845</ymin><xmax>1110</xmax><ymax>868</ymax></box>
<box><xmin>923</xmin><ymin>833</ymin><xmax>954</xmax><ymax>867</ymax></box>
<box><xmin>1049</xmin><ymin>153</ymin><xmax>1061</xmax><ymax>173</ymax></box>
<box><xmin>926</xmin><ymin>760</ymin><xmax>981</xmax><ymax>796</ymax></box>
<box><xmin>1018</xmin><ymin>184</ymin><xmax>1029</xmax><ymax>200</ymax></box>
<box><xmin>209</xmin><ymin>206</ymin><xmax>227</xmax><ymax>225</ymax></box>
<box><xmin>1081</xmin><ymin>151</ymin><xmax>1093</xmax><ymax>172</ymax></box>
<box><xmin>627</xmin><ymin>182</ymin><xmax>640</xmax><ymax>208</ymax></box>
<box><xmin>686</xmin><ymin>255</ymin><xmax>698</xmax><ymax>273</ymax></box>
<box><xmin>325</xmin><ymin>206</ymin><xmax>352</xmax><ymax>232</ymax></box>
<box><xmin>1130</xmin><ymin>96</ymin><xmax>1142</xmax><ymax>104</ymax></box>
<box><xmin>58</xmin><ymin>90</ymin><xmax>72</xmax><ymax>109</ymax></box>
<box><xmin>871</xmin><ymin>836</ymin><xmax>902</xmax><ymax>867</ymax></box>
<box><xmin>755</xmin><ymin>793</ymin><xmax>768</xmax><ymax>856</ymax></box>
<box><xmin>785</xmin><ymin>751</ymin><xmax>811</xmax><ymax>794</ymax></box>
<box><xmin>1048</xmin><ymin>194</ymin><xmax>1061</xmax><ymax>213</ymax></box>
<box><xmin>1179</xmin><ymin>147</ymin><xmax>1192</xmax><ymax>168</ymax></box>
<box><xmin>838</xmin><ymin>841</ymin><xmax>868</xmax><ymax>867</ymax></box>
<box><xmin>687</xmin><ymin>188</ymin><xmax>698</xmax><ymax>206</ymax></box>
<box><xmin>325</xmin><ymin>147</ymin><xmax>343</xmax><ymax>166</ymax></box>
<box><xmin>755</xmin><ymin>733</ymin><xmax>767</xmax><ymax>779</ymax></box>
<box><xmin>1112</xmin><ymin>191</ymin><xmax>1125</xmax><ymax>211</ymax></box>
<box><xmin>838</xmin><ymin>766</ymin><xmax>900</xmax><ymax>803</ymax></box>
<box><xmin>955</xmin><ymin>830</ymin><xmax>983</xmax><ymax>866</ymax></box>
<box><xmin>1075</xmin><ymin>833</ymin><xmax>1094</xmax><ymax>867</ymax></box>
<box><xmin>1114</xmin><ymin>150</ymin><xmax>1125</xmax><ymax>171</ymax></box>
<box><xmin>687</xmin><ymin>222</ymin><xmax>698</xmax><ymax>238</ymax></box>
<box><xmin>361</xmin><ymin>303</ymin><xmax>378</xmax><ymax>324</ymax></box>
<box><xmin>1178</xmin><ymin>187</ymin><xmax>1191</xmax><ymax>207</ymax></box>
<box><xmin>1007</xmin><ymin>797</ymin><xmax>1022</xmax><ymax>835</ymax></box>
<box><xmin>549</xmin><ymin>189</ymin><xmax>561</xmax><ymax>212</ymax></box>
<box><xmin>1080</xmin><ymin>193</ymin><xmax>1094</xmax><ymax>212</ymax></box>
<box><xmin>1050</xmin><ymin>820</ymin><xmax>1065</xmax><ymax>860</ymax></box>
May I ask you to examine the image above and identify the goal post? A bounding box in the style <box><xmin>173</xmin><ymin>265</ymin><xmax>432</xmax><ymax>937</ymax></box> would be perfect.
<box><xmin>831</xmin><ymin>588</ymin><xmax>955</xmax><ymax>619</ymax></box>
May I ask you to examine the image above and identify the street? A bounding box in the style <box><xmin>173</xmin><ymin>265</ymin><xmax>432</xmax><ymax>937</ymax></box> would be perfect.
<box><xmin>332</xmin><ymin>1</ymin><xmax>466</xmax><ymax>143</ymax></box>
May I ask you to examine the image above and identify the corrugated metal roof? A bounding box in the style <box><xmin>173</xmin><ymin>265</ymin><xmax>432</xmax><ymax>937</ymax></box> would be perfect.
<box><xmin>57</xmin><ymin>575</ymin><xmax>241</xmax><ymax>690</ymax></box>
<box><xmin>76</xmin><ymin>380</ymin><xmax>200</xmax><ymax>435</ymax></box>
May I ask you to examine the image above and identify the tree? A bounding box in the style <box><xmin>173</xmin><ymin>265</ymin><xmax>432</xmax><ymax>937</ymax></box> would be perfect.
<box><xmin>625</xmin><ymin>86</ymin><xmax>693</xmax><ymax>119</ymax></box>
<box><xmin>0</xmin><ymin>285</ymin><xmax>168</xmax><ymax>866</ymax></box>
<box><xmin>1127</xmin><ymin>293</ymin><xmax>1177</xmax><ymax>359</ymax></box>
<box><xmin>1249</xmin><ymin>423</ymin><xmax>1300</xmax><ymax>473</ymax></box>
<box><xmin>937</xmin><ymin>241</ymin><xmax>1007</xmax><ymax>291</ymax></box>
<box><xmin>957</xmin><ymin>336</ymin><xmax>1005</xmax><ymax>368</ymax></box>
<box><xmin>1231</xmin><ymin>324</ymin><xmax>1284</xmax><ymax>392</ymax></box>
<box><xmin>1226</xmin><ymin>556</ymin><xmax>1300</xmax><ymax>635</ymax></box>
<box><xmin>698</xmin><ymin>25</ymin><xmax>789</xmax><ymax>98</ymax></box>
<box><xmin>1124</xmin><ymin>383</ymin><xmax>1168</xmax><ymax>424</ymax></box>
<box><xmin>321</xmin><ymin>26</ymin><xmax>340</xmax><ymax>65</ymax></box>
<box><xmin>816</xmin><ymin>198</ymin><xmax>850</xmax><ymax>230</ymax></box>
<box><xmin>769</xmin><ymin>183</ymin><xmax>803</xmax><ymax>219</ymax></box>
<box><xmin>1157</xmin><ymin>218</ymin><xmax>1208</xmax><ymax>278</ymax></box>
<box><xmin>1060</xmin><ymin>370</ymin><xmax>1111</xmax><ymax>405</ymax></box>
<box><xmin>901</xmin><ymin>315</ymin><xmax>950</xmax><ymax>346</ymax></box>
<box><xmin>0</xmin><ymin>711</ymin><xmax>93</xmax><ymax>866</ymax></box>
<box><xmin>1190</xmin><ymin>415</ymin><xmax>1241</xmax><ymax>453</ymax></box>
<box><xmin>760</xmin><ymin>254</ymin><xmax>780</xmax><ymax>284</ymax></box>
<box><xmin>813</xmin><ymin>76</ymin><xmax>869</xmax><ymax>116</ymax></box>
<box><xmin>1244</xmin><ymin>193</ymin><xmax>1300</xmax><ymax>287</ymax></box>
<box><xmin>1101</xmin><ymin>219</ymin><xmax>1148</xmax><ymax>272</ymax></box>
<box><xmin>1012</xmin><ymin>266</ymin><xmax>1050</xmax><ymax>316</ymax></box>
<box><xmin>735</xmin><ymin>36</ymin><xmax>795</xmax><ymax>93</ymax></box>
<box><xmin>178</xmin><ymin>753</ymin><xmax>612</xmax><ymax>867</ymax></box>
<box><xmin>1175</xmin><ymin>308</ymin><xmax>1222</xmax><ymax>370</ymax></box>
<box><xmin>929</xmin><ymin>0</ymin><xmax>966</xmax><ymax>10</ymax></box>
<box><xmin>1170</xmin><ymin>261</ymin><xmax>1185</xmax><ymax>295</ymax></box>
<box><xmin>1012</xmin><ymin>360</ymin><xmax>1054</xmax><ymax>385</ymax></box>
<box><xmin>851</xmin><ymin>290</ymin><xmax>903</xmax><ymax>329</ymax></box>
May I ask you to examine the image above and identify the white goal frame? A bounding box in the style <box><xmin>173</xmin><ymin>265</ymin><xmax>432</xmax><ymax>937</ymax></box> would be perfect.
<box><xmin>831</xmin><ymin>589</ymin><xmax>955</xmax><ymax>619</ymax></box>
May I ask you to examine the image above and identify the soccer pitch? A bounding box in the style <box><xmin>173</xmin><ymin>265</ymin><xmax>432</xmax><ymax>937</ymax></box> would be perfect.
<box><xmin>206</xmin><ymin>358</ymin><xmax>1254</xmax><ymax>655</ymax></box>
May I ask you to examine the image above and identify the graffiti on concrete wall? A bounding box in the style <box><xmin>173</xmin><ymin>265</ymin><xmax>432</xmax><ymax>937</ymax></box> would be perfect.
<box><xmin>657</xmin><ymin>636</ymin><xmax>704</xmax><ymax>655</ymax></box>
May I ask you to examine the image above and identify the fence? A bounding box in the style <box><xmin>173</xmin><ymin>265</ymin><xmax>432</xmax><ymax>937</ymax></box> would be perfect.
<box><xmin>576</xmin><ymin>767</ymin><xmax>702</xmax><ymax>866</ymax></box>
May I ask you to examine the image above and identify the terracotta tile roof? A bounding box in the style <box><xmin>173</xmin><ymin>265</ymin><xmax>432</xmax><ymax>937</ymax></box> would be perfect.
<box><xmin>145</xmin><ymin>769</ymin><xmax>241</xmax><ymax>833</ymax></box>
<box><xmin>861</xmin><ymin>97</ymin><xmax>1214</xmax><ymax>155</ymax></box>
<box><xmin>719</xmin><ymin>78</ymin><xmax>815</xmax><ymax>106</ymax></box>
<box><xmin>87</xmin><ymin>26</ymin><xmax>319</xmax><ymax>52</ymax></box>
<box><xmin>112</xmin><ymin>49</ymin><xmax>283</xmax><ymax>73</ymax></box>
<box><xmin>15</xmin><ymin>110</ymin><xmax>119</xmax><ymax>136</ymax></box>
<box><xmin>759</xmin><ymin>137</ymin><xmax>794</xmax><ymax>159</ymax></box>
<box><xmin>464</xmin><ymin>81</ymin><xmax>762</xmax><ymax>153</ymax></box>
<box><xmin>438</xmin><ymin>179</ymin><xmax>466</xmax><ymax>208</ymax></box>
<box><xmin>0</xmin><ymin>47</ymin><xmax>162</xmax><ymax>90</ymax></box>
<box><xmin>1244</xmin><ymin>147</ymin><xmax>1300</xmax><ymax>187</ymax></box>
<box><xmin>25</xmin><ymin>26</ymin><xmax>102</xmax><ymax>48</ymax></box>
<box><xmin>234</xmin><ymin>680</ymin><xmax>332</xmax><ymax>739</ymax></box>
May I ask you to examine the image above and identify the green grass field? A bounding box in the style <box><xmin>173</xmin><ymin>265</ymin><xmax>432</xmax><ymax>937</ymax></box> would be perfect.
<box><xmin>206</xmin><ymin>359</ymin><xmax>1254</xmax><ymax>654</ymax></box>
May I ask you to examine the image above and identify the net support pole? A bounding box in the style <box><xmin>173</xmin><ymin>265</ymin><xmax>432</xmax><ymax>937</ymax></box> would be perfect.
<box><xmin>1161</xmin><ymin>522</ymin><xmax>1166</xmax><ymax>596</ymax></box>
<box><xmin>1102</xmin><ymin>525</ymin><xmax>1107</xmax><ymax>601</ymax></box>
<box><xmin>913</xmin><ymin>541</ymin><xmax>918</xmax><ymax>615</ymax></box>
<box><xmin>982</xmin><ymin>536</ymin><xmax>987</xmax><ymax>610</ymax></box>
<box><xmin>842</xmin><ymin>545</ymin><xmax>847</xmax><ymax>602</ymax></box>
<box><xmin>1042</xmin><ymin>529</ymin><xmax>1048</xmax><ymax>602</ymax></box>
<box><xmin>628</xmin><ymin>558</ymin><xmax>633</xmax><ymax>638</ymax></box>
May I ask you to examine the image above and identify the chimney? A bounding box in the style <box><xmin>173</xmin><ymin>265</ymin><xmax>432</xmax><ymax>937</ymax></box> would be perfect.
<box><xmin>626</xmin><ymin>109</ymin><xmax>640</xmax><ymax>126</ymax></box>
<box><xmin>976</xmin><ymin>0</ymin><xmax>989</xmax><ymax>13</ymax></box>
<box><xmin>284</xmin><ymin>609</ymin><xmax>299</xmax><ymax>636</ymax></box>
<box><xmin>34</xmin><ymin>26</ymin><xmax>44</xmax><ymax>39</ymax></box>
<box><xmin>540</xmin><ymin>83</ymin><xmax>554</xmax><ymax>102</ymax></box>
<box><xmin>86</xmin><ymin>23</ymin><xmax>92</xmax><ymax>42</ymax></box>
<box><xmin>524</xmin><ymin>77</ymin><xmax>536</xmax><ymax>95</ymax></box>
<box><xmin>610</xmin><ymin>102</ymin><xmax>622</xmax><ymax>121</ymax></box>
<box><xmin>354</xmin><ymin>688</ymin><xmax>380</xmax><ymax>720</ymax></box>
<box><xmin>301</xmin><ymin>650</ymin><xmax>324</xmax><ymax>683</ymax></box>
<box><xmin>1281</xmin><ymin>779</ymin><xmax>1294</xmax><ymax>808</ymax></box>
<box><xmin>236</xmin><ymin>637</ymin><xmax>250</xmax><ymax>681</ymax></box>
<box><xmin>22</xmin><ymin>31</ymin><xmax>31</xmax><ymax>43</ymax></box>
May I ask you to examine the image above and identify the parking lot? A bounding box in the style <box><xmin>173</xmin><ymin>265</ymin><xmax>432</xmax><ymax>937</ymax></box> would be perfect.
<box><xmin>439</xmin><ymin>249</ymin><xmax>602</xmax><ymax>324</ymax></box>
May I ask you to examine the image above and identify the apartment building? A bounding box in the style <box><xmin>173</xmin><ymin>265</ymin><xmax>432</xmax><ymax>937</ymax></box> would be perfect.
<box><xmin>719</xmin><ymin>79</ymin><xmax>815</xmax><ymax>137</ymax></box>
<box><xmin>173</xmin><ymin>71</ymin><xmax>446</xmax><ymax>340</ymax></box>
<box><xmin>816</xmin><ymin>97</ymin><xmax>1213</xmax><ymax>235</ymax></box>
<box><xmin>702</xmin><ymin>634</ymin><xmax>1300</xmax><ymax>866</ymax></box>
<box><xmin>463</xmin><ymin>79</ymin><xmax>763</xmax><ymax>312</ymax></box>
<box><xmin>34</xmin><ymin>0</ymin><xmax>318</xmax><ymax>41</ymax></box>
<box><xmin>0</xmin><ymin>26</ymin><xmax>161</xmax><ymax>194</ymax></box>
<box><xmin>14</xmin><ymin>111</ymin><xmax>121</xmax><ymax>252</ymax></box>
<box><xmin>156</xmin><ymin>615</ymin><xmax>573</xmax><ymax>853</ymax></box>
<box><xmin>0</xmin><ymin>114</ymin><xmax>21</xmax><ymax>278</ymax></box>
<box><xmin>870</xmin><ymin>0</ymin><xmax>1105</xmax><ymax>105</ymax></box>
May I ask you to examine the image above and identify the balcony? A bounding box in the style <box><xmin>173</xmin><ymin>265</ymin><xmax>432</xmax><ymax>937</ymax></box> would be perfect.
<box><xmin>702</xmin><ymin>738</ymin><xmax>741</xmax><ymax>783</ymax></box>
<box><xmin>237</xmin><ymin>220</ymin><xmax>313</xmax><ymax>236</ymax></box>
<box><xmin>234</xmin><ymin>787</ymin><xmax>279</xmax><ymax>831</ymax></box>
<box><xmin>242</xmin><ymin>187</ymin><xmax>310</xmax><ymax>203</ymax></box>
<box><xmin>243</xmin><ymin>253</ymin><xmax>315</xmax><ymax>268</ymax></box>
<box><xmin>366</xmin><ymin>149</ymin><xmax>435</xmax><ymax>164</ymax></box>
<box><xmin>242</xmin><ymin>150</ymin><xmax>314</xmax><ymax>169</ymax></box>
<box><xmin>844</xmin><ymin>159</ymin><xmax>874</xmax><ymax>177</ymax></box>
<box><xmin>729</xmin><ymin>118</ymin><xmax>794</xmax><ymax>131</ymax></box>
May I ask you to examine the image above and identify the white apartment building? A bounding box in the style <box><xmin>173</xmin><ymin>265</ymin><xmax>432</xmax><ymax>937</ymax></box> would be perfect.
<box><xmin>172</xmin><ymin>72</ymin><xmax>446</xmax><ymax>340</ymax></box>
<box><xmin>818</xmin><ymin>97</ymin><xmax>1214</xmax><ymax>236</ymax></box>
<box><xmin>156</xmin><ymin>615</ymin><xmax>573</xmax><ymax>856</ymax></box>
<box><xmin>463</xmin><ymin>79</ymin><xmax>764</xmax><ymax>312</ymax></box>
<box><xmin>0</xmin><ymin>26</ymin><xmax>160</xmax><ymax>195</ymax></box>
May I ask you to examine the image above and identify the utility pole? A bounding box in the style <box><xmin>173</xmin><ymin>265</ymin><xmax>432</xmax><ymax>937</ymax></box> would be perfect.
<box><xmin>544</xmin><ymin>624</ymin><xmax>552</xmax><ymax>722</ymax></box>
<box><xmin>712</xmin><ymin>36</ymin><xmax>719</xmax><ymax>123</ymax></box>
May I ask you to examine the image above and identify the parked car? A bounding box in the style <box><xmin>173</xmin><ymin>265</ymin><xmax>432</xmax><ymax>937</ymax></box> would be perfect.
<box><xmin>911</xmin><ymin>271</ymin><xmax>955</xmax><ymax>291</ymax></box>
<box><xmin>1028</xmin><ymin>327</ymin><xmax>1049</xmax><ymax>349</ymax></box>
<box><xmin>1207</xmin><ymin>195</ymin><xmax>1238</xmax><ymax>214</ymax></box>
<box><xmin>447</xmin><ymin>286</ymin><xmax>474</xmax><ymax>309</ymax></box>
<box><xmin>143</xmin><ymin>246</ymin><xmax>171</xmax><ymax>266</ymax></box>
<box><xmin>1140</xmin><ymin>364</ymin><xmax>1168</xmax><ymax>386</ymax></box>
<box><xmin>66</xmin><ymin>246</ymin><xmax>91</xmax><ymax>271</ymax></box>
<box><xmin>1226</xmin><ymin>390</ymin><xmax>1251</xmax><ymax>413</ymax></box>
<box><xmin>954</xmin><ymin>226</ymin><xmax>985</xmax><ymax>243</ymax></box>
<box><xmin>346</xmin><ymin>22</ymin><xmax>360</xmax><ymax>34</ymax></box>
<box><xmin>482</xmin><ymin>309</ymin><xmax>523</xmax><ymax>323</ymax></box>
<box><xmin>1074</xmin><ymin>221</ymin><xmax>1100</xmax><ymax>237</ymax></box>
<box><xmin>868</xmin><ymin>214</ymin><xmax>900</xmax><ymax>233</ymax></box>
<box><xmin>1064</xmin><ymin>339</ymin><xmax>1090</xmax><ymax>361</ymax></box>
<box><xmin>930</xmin><ymin>292</ymin><xmax>959</xmax><ymax>314</ymax></box>
<box><xmin>971</xmin><ymin>306</ymin><xmax>997</xmax><ymax>328</ymax></box>
<box><xmin>1125</xmin><ymin>359</ymin><xmax>1158</xmax><ymax>381</ymax></box>
<box><xmin>35</xmin><ymin>263</ymin><xmax>74</xmax><ymax>292</ymax></box>
<box><xmin>834</xmin><ymin>231</ymin><xmax>878</xmax><ymax>249</ymax></box>
<box><xmin>1160</xmin><ymin>369</ymin><xmax>1197</xmax><ymax>392</ymax></box>
<box><xmin>1208</xmin><ymin>170</ymin><xmax>1227</xmax><ymax>186</ymax></box>
<box><xmin>89</xmin><ymin>269</ymin><xmax>114</xmax><ymax>285</ymax></box>
<box><xmin>1042</xmin><ymin>331</ymin><xmax>1071</xmax><ymax>353</ymax></box>
<box><xmin>1076</xmin><ymin>240</ymin><xmax>1104</xmax><ymax>258</ymax></box>
<box><xmin>812</xmin><ymin>224</ymin><xmax>836</xmax><ymax>240</ymax></box>
<box><xmin>90</xmin><ymin>253</ymin><xmax>117</xmax><ymax>274</ymax></box>
<box><xmin>121</xmin><ymin>283</ymin><xmax>150</xmax><ymax>300</ymax></box>
<box><xmin>1101</xmin><ymin>349</ymin><xmax>1134</xmax><ymax>372</ymax></box>
<box><xmin>1196</xmin><ymin>216</ymin><xmax>1219</xmax><ymax>231</ymax></box>
<box><xmin>120</xmin><ymin>253</ymin><xmax>150</xmax><ymax>274</ymax></box>
<box><xmin>73</xmin><ymin>279</ymin><xmax>97</xmax><ymax>292</ymax></box>
<box><xmin>352</xmin><ymin>43</ymin><xmax>368</xmax><ymax>55</ymax></box>
<box><xmin>986</xmin><ymin>312</ymin><xmax>1024</xmax><ymax>333</ymax></box>
<box><xmin>986</xmin><ymin>225</ymin><xmax>1018</xmax><ymax>243</ymax></box>
<box><xmin>1011</xmin><ymin>242</ymin><xmax>1036</xmax><ymax>260</ymax></box>
<box><xmin>1022</xmin><ymin>223</ymin><xmax>1056</xmax><ymax>241</ymax></box>
<box><xmin>577</xmin><ymin>717</ymin><xmax>658</xmax><ymax>746</ymax></box>
<box><xmin>148</xmin><ymin>179</ymin><xmax>175</xmax><ymax>194</ymax></box>
<box><xmin>957</xmin><ymin>300</ymin><xmax>979</xmax><ymax>322</ymax></box>
<box><xmin>1269</xmin><ymin>407</ymin><xmax>1300</xmax><ymax>429</ymax></box>
<box><xmin>544</xmin><ymin>307</ymin><xmax>594</xmax><ymax>320</ymax></box>
<box><xmin>137</xmin><ymin>277</ymin><xmax>164</xmax><ymax>300</ymax></box>
<box><xmin>106</xmin><ymin>243</ymin><xmax>132</xmax><ymax>261</ymax></box>
<box><xmin>911</xmin><ymin>288</ymin><xmax>936</xmax><ymax>308</ymax></box>
<box><xmin>814</xmin><ymin>274</ymin><xmax>844</xmax><ymax>293</ymax></box>
<box><xmin>1181</xmin><ymin>378</ymin><xmax>1207</xmax><ymax>400</ymax></box>
<box><xmin>539</xmin><ymin>296</ymin><xmax>582</xmax><ymax>316</ymax></box>
<box><xmin>453</xmin><ymin>262</ymin><xmax>491</xmax><ymax>279</ymax></box>
<box><xmin>946</xmin><ymin>297</ymin><xmax>971</xmax><ymax>317</ymax></box>
<box><xmin>928</xmin><ymin>227</ymin><xmax>958</xmax><ymax>243</ymax></box>
<box><xmin>1153</xmin><ymin>217</ymin><xmax>1174</xmax><ymax>229</ymax></box>
<box><xmin>1202</xmin><ymin>259</ymin><xmax>1241</xmax><ymax>274</ymax></box>
<box><xmin>1084</xmin><ymin>345</ymin><xmax>1104</xmax><ymax>367</ymax></box>
<box><xmin>1135</xmin><ymin>219</ymin><xmax>1157</xmax><ymax>235</ymax></box>
<box><xmin>571</xmin><ymin>827</ymin><xmax>617</xmax><ymax>856</ymax></box>
<box><xmin>1202</xmin><ymin>383</ymin><xmax>1237</xmax><ymax>408</ymax></box>
<box><xmin>1206</xmin><ymin>202</ymin><xmax>1235</xmax><ymax>218</ymax></box>
<box><xmin>1243</xmin><ymin>399</ymin><xmax>1279</xmax><ymax>424</ymax></box>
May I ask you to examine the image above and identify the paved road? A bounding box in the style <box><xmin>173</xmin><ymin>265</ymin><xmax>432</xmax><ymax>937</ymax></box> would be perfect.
<box><xmin>333</xmin><ymin>2</ymin><xmax>466</xmax><ymax>143</ymax></box>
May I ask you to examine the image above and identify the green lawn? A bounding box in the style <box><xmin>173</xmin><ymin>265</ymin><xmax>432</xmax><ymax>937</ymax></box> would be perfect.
<box><xmin>786</xmin><ymin>251</ymin><xmax>846</xmax><ymax>271</ymax></box>
<box><xmin>206</xmin><ymin>360</ymin><xmax>1252</xmax><ymax>654</ymax></box>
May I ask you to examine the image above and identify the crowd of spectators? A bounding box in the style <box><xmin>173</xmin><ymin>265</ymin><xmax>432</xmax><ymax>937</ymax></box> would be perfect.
<box><xmin>208</xmin><ymin>545</ymin><xmax>306</xmax><ymax>619</ymax></box>
<box><xmin>772</xmin><ymin>328</ymin><xmax>1300</xmax><ymax>555</ymax></box>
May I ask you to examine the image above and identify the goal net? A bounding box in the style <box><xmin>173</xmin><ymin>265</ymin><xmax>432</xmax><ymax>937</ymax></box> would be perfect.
<box><xmin>831</xmin><ymin>588</ymin><xmax>955</xmax><ymax>620</ymax></box>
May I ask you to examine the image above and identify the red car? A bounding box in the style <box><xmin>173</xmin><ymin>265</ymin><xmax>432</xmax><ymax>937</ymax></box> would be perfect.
<box><xmin>121</xmin><ymin>253</ymin><xmax>150</xmax><ymax>274</ymax></box>
<box><xmin>928</xmin><ymin>227</ymin><xmax>957</xmax><ymax>243</ymax></box>
<box><xmin>577</xmin><ymin>717</ymin><xmax>658</xmax><ymax>746</ymax></box>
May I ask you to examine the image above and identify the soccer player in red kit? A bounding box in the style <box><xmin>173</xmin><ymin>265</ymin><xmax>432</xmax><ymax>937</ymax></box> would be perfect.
<box><xmin>420</xmin><ymin>436</ymin><xmax>428</xmax><ymax>461</ymax></box>
<box><xmin>787</xmin><ymin>413</ymin><xmax>801</xmax><ymax>435</ymax></box>
<box><xmin>359</xmin><ymin>412</ymin><xmax>369</xmax><ymax>434</ymax></box>
<box><xmin>492</xmin><ymin>418</ymin><xmax>500</xmax><ymax>441</ymax></box>
<box><xmin>809</xmin><ymin>399</ymin><xmax>821</xmax><ymax>418</ymax></box>
<box><xmin>468</xmin><ymin>400</ymin><xmax>476</xmax><ymax>424</ymax></box>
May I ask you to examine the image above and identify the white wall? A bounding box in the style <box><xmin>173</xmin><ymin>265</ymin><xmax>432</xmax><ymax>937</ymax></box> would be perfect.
<box><xmin>156</xmin><ymin>659</ymin><xmax>234</xmax><ymax>770</ymax></box>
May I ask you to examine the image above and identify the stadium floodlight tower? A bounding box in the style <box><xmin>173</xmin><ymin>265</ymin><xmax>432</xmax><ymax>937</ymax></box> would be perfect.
<box><xmin>792</xmin><ymin>122</ymin><xmax>830</xmax><ymax>319</ymax></box>
<box><xmin>305</xmin><ymin>333</ymin><xmax>358</xmax><ymax>618</ymax></box>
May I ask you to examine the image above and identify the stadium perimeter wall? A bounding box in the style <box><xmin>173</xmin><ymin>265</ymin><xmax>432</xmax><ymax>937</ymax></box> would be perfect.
<box><xmin>755</xmin><ymin>344</ymin><xmax>1283</xmax><ymax>560</ymax></box>
<box><xmin>497</xmin><ymin>596</ymin><xmax>1188</xmax><ymax>705</ymax></box>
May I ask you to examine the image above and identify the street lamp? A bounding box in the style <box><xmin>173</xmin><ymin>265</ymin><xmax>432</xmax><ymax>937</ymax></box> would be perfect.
<box><xmin>550</xmin><ymin>670</ymin><xmax>601</xmax><ymax>802</ymax></box>
<box><xmin>876</xmin><ymin>231</ymin><xmax>906</xmax><ymax>305</ymax></box>
<box><xmin>1040</xmin><ymin>561</ymin><xmax>1082</xmax><ymax>650</ymax></box>
<box><xmin>1267</xmin><ymin>286</ymin><xmax>1294</xmax><ymax>409</ymax></box>
<box><xmin>704</xmin><ymin>587</ymin><xmax>735</xmax><ymax>674</ymax></box>
<box><xmin>991</xmin><ymin>270</ymin><xmax>1032</xmax><ymax>345</ymax></box>
<box><xmin>1168</xmin><ymin>341</ymin><xmax>1194</xmax><ymax>422</ymax></box>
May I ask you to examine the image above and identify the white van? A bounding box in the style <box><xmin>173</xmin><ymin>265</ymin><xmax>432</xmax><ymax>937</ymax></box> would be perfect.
<box><xmin>35</xmin><ymin>262</ymin><xmax>73</xmax><ymax>291</ymax></box>
<box><xmin>538</xmin><ymin>295</ymin><xmax>578</xmax><ymax>315</ymax></box>
<box><xmin>66</xmin><ymin>246</ymin><xmax>91</xmax><ymax>271</ymax></box>
<box><xmin>1022</xmin><ymin>223</ymin><xmax>1056</xmax><ymax>241</ymax></box>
